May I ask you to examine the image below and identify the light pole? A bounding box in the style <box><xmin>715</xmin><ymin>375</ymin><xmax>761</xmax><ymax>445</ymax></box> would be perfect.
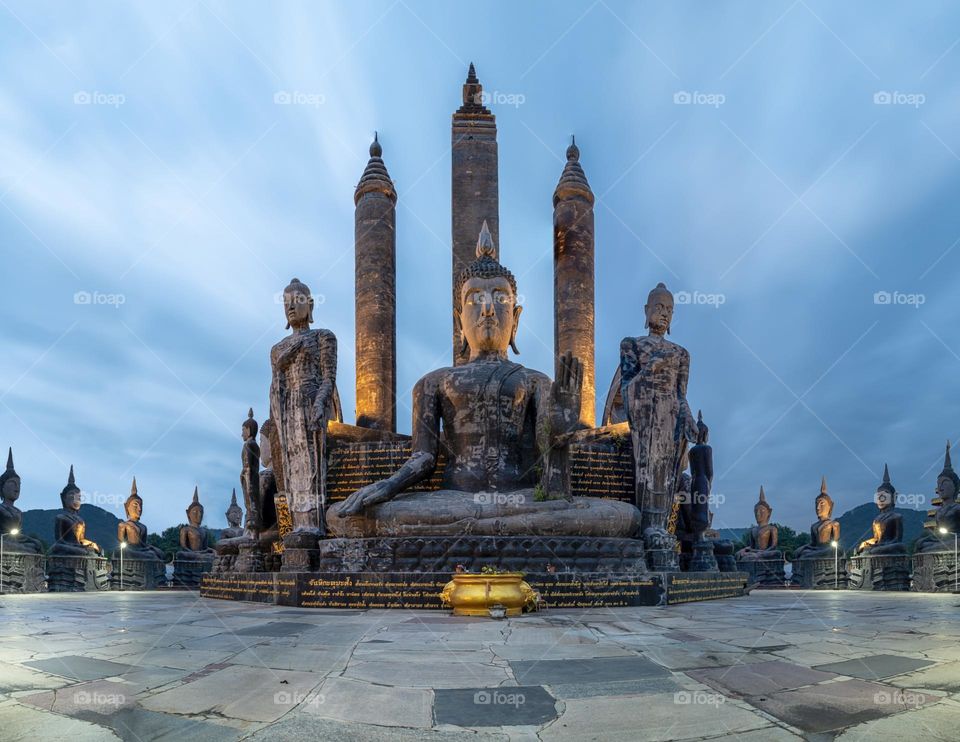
<box><xmin>831</xmin><ymin>540</ymin><xmax>839</xmax><ymax>590</ymax></box>
<box><xmin>1</xmin><ymin>528</ymin><xmax>19</xmax><ymax>594</ymax></box>
<box><xmin>119</xmin><ymin>542</ymin><xmax>127</xmax><ymax>591</ymax></box>
<box><xmin>939</xmin><ymin>527</ymin><xmax>958</xmax><ymax>593</ymax></box>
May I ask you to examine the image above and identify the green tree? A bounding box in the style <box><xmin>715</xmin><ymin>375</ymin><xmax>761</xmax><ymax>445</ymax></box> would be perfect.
<box><xmin>147</xmin><ymin>525</ymin><xmax>182</xmax><ymax>562</ymax></box>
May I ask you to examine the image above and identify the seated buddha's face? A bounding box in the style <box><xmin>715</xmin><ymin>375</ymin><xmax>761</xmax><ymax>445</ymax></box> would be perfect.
<box><xmin>875</xmin><ymin>489</ymin><xmax>893</xmax><ymax>510</ymax></box>
<box><xmin>755</xmin><ymin>504</ymin><xmax>772</xmax><ymax>526</ymax></box>
<box><xmin>2</xmin><ymin>476</ymin><xmax>20</xmax><ymax>502</ymax></box>
<box><xmin>187</xmin><ymin>505</ymin><xmax>203</xmax><ymax>526</ymax></box>
<box><xmin>936</xmin><ymin>475</ymin><xmax>956</xmax><ymax>503</ymax></box>
<box><xmin>459</xmin><ymin>276</ymin><xmax>520</xmax><ymax>354</ymax></box>
<box><xmin>815</xmin><ymin>496</ymin><xmax>832</xmax><ymax>520</ymax></box>
<box><xmin>62</xmin><ymin>490</ymin><xmax>82</xmax><ymax>511</ymax></box>
<box><xmin>126</xmin><ymin>499</ymin><xmax>142</xmax><ymax>522</ymax></box>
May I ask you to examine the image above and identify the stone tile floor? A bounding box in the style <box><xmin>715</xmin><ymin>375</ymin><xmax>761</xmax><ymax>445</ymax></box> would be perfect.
<box><xmin>1</xmin><ymin>590</ymin><xmax>959</xmax><ymax>740</ymax></box>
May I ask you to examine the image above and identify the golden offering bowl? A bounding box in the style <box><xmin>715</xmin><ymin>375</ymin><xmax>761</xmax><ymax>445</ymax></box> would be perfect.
<box><xmin>439</xmin><ymin>573</ymin><xmax>537</xmax><ymax>617</ymax></box>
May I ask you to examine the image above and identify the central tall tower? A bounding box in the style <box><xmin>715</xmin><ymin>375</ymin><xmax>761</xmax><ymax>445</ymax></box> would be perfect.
<box><xmin>451</xmin><ymin>63</ymin><xmax>499</xmax><ymax>365</ymax></box>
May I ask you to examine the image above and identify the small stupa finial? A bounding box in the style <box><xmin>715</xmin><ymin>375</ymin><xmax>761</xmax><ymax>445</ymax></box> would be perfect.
<box><xmin>230</xmin><ymin>488</ymin><xmax>238</xmax><ymax>506</ymax></box>
<box><xmin>68</xmin><ymin>465</ymin><xmax>75</xmax><ymax>486</ymax></box>
<box><xmin>820</xmin><ymin>475</ymin><xmax>828</xmax><ymax>494</ymax></box>
<box><xmin>476</xmin><ymin>220</ymin><xmax>496</xmax><ymax>259</ymax></box>
<box><xmin>466</xmin><ymin>62</ymin><xmax>478</xmax><ymax>84</ymax></box>
<box><xmin>131</xmin><ymin>476</ymin><xmax>138</xmax><ymax>496</ymax></box>
<box><xmin>566</xmin><ymin>134</ymin><xmax>579</xmax><ymax>162</ymax></box>
<box><xmin>370</xmin><ymin>131</ymin><xmax>382</xmax><ymax>158</ymax></box>
<box><xmin>5</xmin><ymin>447</ymin><xmax>12</xmax><ymax>473</ymax></box>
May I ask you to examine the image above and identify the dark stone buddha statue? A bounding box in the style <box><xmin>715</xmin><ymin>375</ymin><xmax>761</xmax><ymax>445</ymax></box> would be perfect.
<box><xmin>177</xmin><ymin>487</ymin><xmax>214</xmax><ymax>557</ymax></box>
<box><xmin>793</xmin><ymin>476</ymin><xmax>841</xmax><ymax>559</ymax></box>
<box><xmin>117</xmin><ymin>478</ymin><xmax>165</xmax><ymax>561</ymax></box>
<box><xmin>0</xmin><ymin>448</ymin><xmax>43</xmax><ymax>553</ymax></box>
<box><xmin>240</xmin><ymin>409</ymin><xmax>261</xmax><ymax>538</ymax></box>
<box><xmin>327</xmin><ymin>222</ymin><xmax>640</xmax><ymax>538</ymax></box>
<box><xmin>222</xmin><ymin>489</ymin><xmax>244</xmax><ymax>540</ymax></box>
<box><xmin>915</xmin><ymin>443</ymin><xmax>960</xmax><ymax>553</ymax></box>
<box><xmin>736</xmin><ymin>486</ymin><xmax>781</xmax><ymax>560</ymax></box>
<box><xmin>855</xmin><ymin>464</ymin><xmax>906</xmax><ymax>555</ymax></box>
<box><xmin>51</xmin><ymin>466</ymin><xmax>101</xmax><ymax>556</ymax></box>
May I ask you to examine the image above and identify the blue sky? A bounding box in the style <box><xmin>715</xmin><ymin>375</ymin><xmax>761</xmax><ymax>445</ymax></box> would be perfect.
<box><xmin>2</xmin><ymin>1</ymin><xmax>960</xmax><ymax>536</ymax></box>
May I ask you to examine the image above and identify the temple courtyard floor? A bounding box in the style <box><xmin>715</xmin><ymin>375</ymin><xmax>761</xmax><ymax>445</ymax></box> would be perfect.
<box><xmin>1</xmin><ymin>591</ymin><xmax>958</xmax><ymax>741</ymax></box>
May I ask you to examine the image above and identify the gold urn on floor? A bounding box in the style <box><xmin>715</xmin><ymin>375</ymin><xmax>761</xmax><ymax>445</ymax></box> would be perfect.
<box><xmin>440</xmin><ymin>572</ymin><xmax>537</xmax><ymax>617</ymax></box>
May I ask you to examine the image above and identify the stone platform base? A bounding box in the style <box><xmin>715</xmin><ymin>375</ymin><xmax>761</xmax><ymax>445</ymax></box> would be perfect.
<box><xmin>790</xmin><ymin>557</ymin><xmax>848</xmax><ymax>589</ymax></box>
<box><xmin>912</xmin><ymin>552</ymin><xmax>959</xmax><ymax>592</ymax></box>
<box><xmin>0</xmin><ymin>553</ymin><xmax>46</xmax><ymax>593</ymax></box>
<box><xmin>172</xmin><ymin>557</ymin><xmax>214</xmax><ymax>588</ymax></box>
<box><xmin>201</xmin><ymin>570</ymin><xmax>748</xmax><ymax>608</ymax></box>
<box><xmin>310</xmin><ymin>535</ymin><xmax>648</xmax><ymax>575</ymax></box>
<box><xmin>847</xmin><ymin>554</ymin><xmax>911</xmax><ymax>591</ymax></box>
<box><xmin>736</xmin><ymin>558</ymin><xmax>787</xmax><ymax>588</ymax></box>
<box><xmin>110</xmin><ymin>557</ymin><xmax>167</xmax><ymax>590</ymax></box>
<box><xmin>47</xmin><ymin>554</ymin><xmax>110</xmax><ymax>592</ymax></box>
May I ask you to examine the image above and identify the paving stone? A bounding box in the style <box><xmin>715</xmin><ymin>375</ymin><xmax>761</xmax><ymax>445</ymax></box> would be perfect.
<box><xmin>541</xmin><ymin>692</ymin><xmax>768</xmax><ymax>741</ymax></box>
<box><xmin>642</xmin><ymin>645</ymin><xmax>776</xmax><ymax>671</ymax></box>
<box><xmin>548</xmin><ymin>675</ymin><xmax>685</xmax><ymax>699</ymax></box>
<box><xmin>813</xmin><ymin>654</ymin><xmax>935</xmax><ymax>680</ymax></box>
<box><xmin>0</xmin><ymin>661</ymin><xmax>73</xmax><ymax>692</ymax></box>
<box><xmin>491</xmin><ymin>644</ymin><xmax>635</xmax><ymax>661</ymax></box>
<box><xmin>345</xmin><ymin>658</ymin><xmax>511</xmax><ymax>688</ymax></box>
<box><xmin>688</xmin><ymin>660</ymin><xmax>839</xmax><ymax>698</ymax></box>
<box><xmin>22</xmin><ymin>656</ymin><xmax>135</xmax><ymax>681</ymax></box>
<box><xmin>230</xmin><ymin>644</ymin><xmax>352</xmax><ymax>672</ymax></box>
<box><xmin>510</xmin><ymin>656</ymin><xmax>670</xmax><ymax>686</ymax></box>
<box><xmin>302</xmin><ymin>676</ymin><xmax>433</xmax><ymax>728</ymax></box>
<box><xmin>888</xmin><ymin>661</ymin><xmax>960</xmax><ymax>692</ymax></box>
<box><xmin>139</xmin><ymin>664</ymin><xmax>322</xmax><ymax>722</ymax></box>
<box><xmin>89</xmin><ymin>707</ymin><xmax>243</xmax><ymax>741</ymax></box>
<box><xmin>747</xmin><ymin>678</ymin><xmax>936</xmax><ymax>733</ymax></box>
<box><xmin>434</xmin><ymin>686</ymin><xmax>557</xmax><ymax>727</ymax></box>
<box><xmin>19</xmin><ymin>679</ymin><xmax>139</xmax><ymax>715</ymax></box>
<box><xmin>0</xmin><ymin>701</ymin><xmax>121</xmax><ymax>741</ymax></box>
<box><xmin>834</xmin><ymin>699</ymin><xmax>960</xmax><ymax>740</ymax></box>
<box><xmin>230</xmin><ymin>621</ymin><xmax>321</xmax><ymax>637</ymax></box>
<box><xmin>245</xmin><ymin>713</ymin><xmax>506</xmax><ymax>740</ymax></box>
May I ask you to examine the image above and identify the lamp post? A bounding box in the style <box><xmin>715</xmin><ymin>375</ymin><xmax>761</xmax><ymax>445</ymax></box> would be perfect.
<box><xmin>939</xmin><ymin>527</ymin><xmax>958</xmax><ymax>593</ymax></box>
<box><xmin>831</xmin><ymin>540</ymin><xmax>839</xmax><ymax>590</ymax></box>
<box><xmin>119</xmin><ymin>542</ymin><xmax>127</xmax><ymax>591</ymax></box>
<box><xmin>0</xmin><ymin>528</ymin><xmax>19</xmax><ymax>594</ymax></box>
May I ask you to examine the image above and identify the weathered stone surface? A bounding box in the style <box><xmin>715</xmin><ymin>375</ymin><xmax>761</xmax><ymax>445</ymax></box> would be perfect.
<box><xmin>812</xmin><ymin>654</ymin><xmax>934</xmax><ymax>680</ymax></box>
<box><xmin>0</xmin><ymin>553</ymin><xmax>45</xmax><ymax>593</ymax></box>
<box><xmin>304</xmin><ymin>676</ymin><xmax>432</xmax><ymax>728</ymax></box>
<box><xmin>23</xmin><ymin>656</ymin><xmax>134</xmax><ymax>681</ymax></box>
<box><xmin>790</xmin><ymin>555</ymin><xmax>847</xmax><ymax>589</ymax></box>
<box><xmin>912</xmin><ymin>550</ymin><xmax>959</xmax><ymax>592</ymax></box>
<box><xmin>688</xmin><ymin>660</ymin><xmax>838</xmax><ymax>697</ymax></box>
<box><xmin>47</xmin><ymin>554</ymin><xmax>111</xmax><ymax>592</ymax></box>
<box><xmin>434</xmin><ymin>686</ymin><xmax>557</xmax><ymax>727</ymax></box>
<box><xmin>847</xmin><ymin>554</ymin><xmax>911</xmax><ymax>591</ymax></box>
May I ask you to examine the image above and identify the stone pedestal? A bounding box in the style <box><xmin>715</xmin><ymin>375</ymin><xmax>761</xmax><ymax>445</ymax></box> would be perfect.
<box><xmin>790</xmin><ymin>556</ymin><xmax>848</xmax><ymax>589</ymax></box>
<box><xmin>737</xmin><ymin>557</ymin><xmax>786</xmax><ymax>588</ymax></box>
<box><xmin>0</xmin><ymin>553</ymin><xmax>46</xmax><ymax>593</ymax></box>
<box><xmin>711</xmin><ymin>540</ymin><xmax>737</xmax><ymax>572</ymax></box>
<box><xmin>847</xmin><ymin>554</ymin><xmax>911</xmax><ymax>591</ymax></box>
<box><xmin>911</xmin><ymin>552</ymin><xmax>959</xmax><ymax>592</ymax></box>
<box><xmin>47</xmin><ymin>554</ymin><xmax>110</xmax><ymax>592</ymax></box>
<box><xmin>171</xmin><ymin>555</ymin><xmax>214</xmax><ymax>588</ymax></box>
<box><xmin>687</xmin><ymin>541</ymin><xmax>718</xmax><ymax>573</ymax></box>
<box><xmin>109</xmin><ymin>557</ymin><xmax>166</xmax><ymax>590</ymax></box>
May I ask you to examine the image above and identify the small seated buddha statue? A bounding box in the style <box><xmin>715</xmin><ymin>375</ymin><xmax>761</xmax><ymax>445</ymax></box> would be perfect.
<box><xmin>915</xmin><ymin>443</ymin><xmax>960</xmax><ymax>553</ymax></box>
<box><xmin>793</xmin><ymin>476</ymin><xmax>841</xmax><ymax>559</ymax></box>
<box><xmin>116</xmin><ymin>478</ymin><xmax>166</xmax><ymax>561</ymax></box>
<box><xmin>176</xmin><ymin>487</ymin><xmax>215</xmax><ymax>558</ymax></box>
<box><xmin>221</xmin><ymin>489</ymin><xmax>244</xmax><ymax>540</ymax></box>
<box><xmin>328</xmin><ymin>223</ymin><xmax>641</xmax><ymax>538</ymax></box>
<box><xmin>0</xmin><ymin>448</ymin><xmax>43</xmax><ymax>553</ymax></box>
<box><xmin>51</xmin><ymin>466</ymin><xmax>102</xmax><ymax>556</ymax></box>
<box><xmin>736</xmin><ymin>487</ymin><xmax>782</xmax><ymax>560</ymax></box>
<box><xmin>856</xmin><ymin>464</ymin><xmax>906</xmax><ymax>555</ymax></box>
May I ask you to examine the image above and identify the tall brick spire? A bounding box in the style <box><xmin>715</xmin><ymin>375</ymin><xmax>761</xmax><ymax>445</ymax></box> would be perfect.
<box><xmin>553</xmin><ymin>136</ymin><xmax>596</xmax><ymax>427</ymax></box>
<box><xmin>451</xmin><ymin>62</ymin><xmax>499</xmax><ymax>365</ymax></box>
<box><xmin>354</xmin><ymin>132</ymin><xmax>398</xmax><ymax>432</ymax></box>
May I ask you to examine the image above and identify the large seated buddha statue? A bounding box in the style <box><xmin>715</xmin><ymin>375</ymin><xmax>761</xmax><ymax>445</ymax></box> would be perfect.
<box><xmin>0</xmin><ymin>448</ymin><xmax>43</xmax><ymax>553</ymax></box>
<box><xmin>915</xmin><ymin>443</ymin><xmax>960</xmax><ymax>553</ymax></box>
<box><xmin>855</xmin><ymin>464</ymin><xmax>906</xmax><ymax>556</ymax></box>
<box><xmin>327</xmin><ymin>223</ymin><xmax>641</xmax><ymax>539</ymax></box>
<box><xmin>792</xmin><ymin>477</ymin><xmax>841</xmax><ymax>560</ymax></box>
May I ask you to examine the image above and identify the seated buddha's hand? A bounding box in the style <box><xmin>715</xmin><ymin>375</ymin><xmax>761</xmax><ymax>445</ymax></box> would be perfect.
<box><xmin>550</xmin><ymin>352</ymin><xmax>583</xmax><ymax>434</ymax></box>
<box><xmin>339</xmin><ymin>482</ymin><xmax>383</xmax><ymax>516</ymax></box>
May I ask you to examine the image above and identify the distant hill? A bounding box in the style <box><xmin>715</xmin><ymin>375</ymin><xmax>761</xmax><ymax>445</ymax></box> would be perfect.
<box><xmin>836</xmin><ymin>503</ymin><xmax>928</xmax><ymax>552</ymax></box>
<box><xmin>715</xmin><ymin>527</ymin><xmax>748</xmax><ymax>542</ymax></box>
<box><xmin>21</xmin><ymin>504</ymin><xmax>122</xmax><ymax>553</ymax></box>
